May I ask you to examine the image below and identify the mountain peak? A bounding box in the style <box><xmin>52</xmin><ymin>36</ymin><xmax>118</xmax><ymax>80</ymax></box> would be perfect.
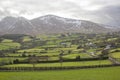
<box><xmin>0</xmin><ymin>15</ymin><xmax>115</xmax><ymax>35</ymax></box>
<box><xmin>17</xmin><ymin>17</ymin><xmax>27</xmax><ymax>20</ymax></box>
<box><xmin>41</xmin><ymin>14</ymin><xmax>60</xmax><ymax>17</ymax></box>
<box><xmin>37</xmin><ymin>14</ymin><xmax>62</xmax><ymax>21</ymax></box>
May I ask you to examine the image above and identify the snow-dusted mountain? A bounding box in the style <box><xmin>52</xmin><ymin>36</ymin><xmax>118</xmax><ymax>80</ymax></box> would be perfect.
<box><xmin>0</xmin><ymin>17</ymin><xmax>38</xmax><ymax>35</ymax></box>
<box><xmin>0</xmin><ymin>15</ymin><xmax>116</xmax><ymax>35</ymax></box>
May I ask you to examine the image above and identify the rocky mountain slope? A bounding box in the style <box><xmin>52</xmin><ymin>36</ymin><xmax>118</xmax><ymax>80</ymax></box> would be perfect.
<box><xmin>0</xmin><ymin>15</ymin><xmax>115</xmax><ymax>35</ymax></box>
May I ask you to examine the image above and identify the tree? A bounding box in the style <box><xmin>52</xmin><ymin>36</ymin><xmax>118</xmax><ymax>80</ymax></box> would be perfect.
<box><xmin>68</xmin><ymin>50</ymin><xmax>72</xmax><ymax>54</ymax></box>
<box><xmin>12</xmin><ymin>50</ymin><xmax>16</xmax><ymax>53</ymax></box>
<box><xmin>102</xmin><ymin>48</ymin><xmax>109</xmax><ymax>55</ymax></box>
<box><xmin>28</xmin><ymin>56</ymin><xmax>38</xmax><ymax>70</ymax></box>
<box><xmin>22</xmin><ymin>53</ymin><xmax>27</xmax><ymax>57</ymax></box>
<box><xmin>0</xmin><ymin>38</ymin><xmax>3</xmax><ymax>42</ymax></box>
<box><xmin>99</xmin><ymin>49</ymin><xmax>109</xmax><ymax>58</ymax></box>
<box><xmin>59</xmin><ymin>51</ymin><xmax>64</xmax><ymax>67</ymax></box>
<box><xmin>0</xmin><ymin>51</ymin><xmax>5</xmax><ymax>57</ymax></box>
<box><xmin>76</xmin><ymin>55</ymin><xmax>80</xmax><ymax>61</ymax></box>
<box><xmin>13</xmin><ymin>59</ymin><xmax>19</xmax><ymax>64</ymax></box>
<box><xmin>22</xmin><ymin>51</ymin><xmax>27</xmax><ymax>57</ymax></box>
<box><xmin>77</xmin><ymin>45</ymin><xmax>82</xmax><ymax>49</ymax></box>
<box><xmin>60</xmin><ymin>34</ymin><xmax>66</xmax><ymax>38</ymax></box>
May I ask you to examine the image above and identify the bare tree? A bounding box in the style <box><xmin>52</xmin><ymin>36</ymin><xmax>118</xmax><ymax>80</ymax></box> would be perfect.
<box><xmin>28</xmin><ymin>56</ymin><xmax>38</xmax><ymax>70</ymax></box>
<box><xmin>59</xmin><ymin>50</ymin><xmax>64</xmax><ymax>67</ymax></box>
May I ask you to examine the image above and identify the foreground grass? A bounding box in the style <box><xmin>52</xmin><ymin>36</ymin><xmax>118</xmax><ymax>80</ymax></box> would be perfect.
<box><xmin>0</xmin><ymin>67</ymin><xmax>120</xmax><ymax>80</ymax></box>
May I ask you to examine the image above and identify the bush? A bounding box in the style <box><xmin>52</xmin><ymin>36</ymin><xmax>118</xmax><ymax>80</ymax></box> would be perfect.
<box><xmin>13</xmin><ymin>59</ymin><xmax>19</xmax><ymax>64</ymax></box>
<box><xmin>76</xmin><ymin>56</ymin><xmax>80</xmax><ymax>61</ymax></box>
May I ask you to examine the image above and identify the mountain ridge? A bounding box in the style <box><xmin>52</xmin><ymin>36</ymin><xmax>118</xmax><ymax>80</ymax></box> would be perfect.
<box><xmin>0</xmin><ymin>15</ymin><xmax>118</xmax><ymax>35</ymax></box>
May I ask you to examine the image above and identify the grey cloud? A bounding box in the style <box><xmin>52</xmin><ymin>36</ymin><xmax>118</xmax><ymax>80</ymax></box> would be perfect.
<box><xmin>0</xmin><ymin>0</ymin><xmax>120</xmax><ymax>27</ymax></box>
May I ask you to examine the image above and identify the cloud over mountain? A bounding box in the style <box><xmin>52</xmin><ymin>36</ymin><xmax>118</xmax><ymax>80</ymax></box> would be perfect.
<box><xmin>0</xmin><ymin>0</ymin><xmax>120</xmax><ymax>27</ymax></box>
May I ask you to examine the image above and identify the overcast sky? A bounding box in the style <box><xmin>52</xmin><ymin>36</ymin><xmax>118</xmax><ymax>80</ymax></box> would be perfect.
<box><xmin>0</xmin><ymin>0</ymin><xmax>120</xmax><ymax>26</ymax></box>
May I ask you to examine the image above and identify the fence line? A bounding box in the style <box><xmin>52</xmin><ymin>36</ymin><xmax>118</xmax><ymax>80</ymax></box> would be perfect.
<box><xmin>0</xmin><ymin>64</ymin><xmax>120</xmax><ymax>72</ymax></box>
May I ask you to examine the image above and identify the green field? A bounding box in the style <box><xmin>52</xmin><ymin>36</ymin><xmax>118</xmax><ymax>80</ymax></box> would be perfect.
<box><xmin>2</xmin><ymin>39</ymin><xmax>13</xmax><ymax>42</ymax></box>
<box><xmin>0</xmin><ymin>57</ymin><xmax>27</xmax><ymax>64</ymax></box>
<box><xmin>63</xmin><ymin>53</ymin><xmax>92</xmax><ymax>59</ymax></box>
<box><xmin>0</xmin><ymin>67</ymin><xmax>120</xmax><ymax>80</ymax></box>
<box><xmin>0</xmin><ymin>42</ymin><xmax>21</xmax><ymax>50</ymax></box>
<box><xmin>110</xmin><ymin>52</ymin><xmax>120</xmax><ymax>58</ymax></box>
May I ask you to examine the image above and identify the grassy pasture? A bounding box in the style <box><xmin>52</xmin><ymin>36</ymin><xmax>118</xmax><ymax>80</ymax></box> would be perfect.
<box><xmin>2</xmin><ymin>39</ymin><xmax>13</xmax><ymax>42</ymax></box>
<box><xmin>110</xmin><ymin>48</ymin><xmax>120</xmax><ymax>58</ymax></box>
<box><xmin>63</xmin><ymin>53</ymin><xmax>92</xmax><ymax>59</ymax></box>
<box><xmin>110</xmin><ymin>52</ymin><xmax>120</xmax><ymax>58</ymax></box>
<box><xmin>18</xmin><ymin>48</ymin><xmax>44</xmax><ymax>53</ymax></box>
<box><xmin>22</xmin><ymin>36</ymin><xmax>32</xmax><ymax>42</ymax></box>
<box><xmin>0</xmin><ymin>42</ymin><xmax>21</xmax><ymax>50</ymax></box>
<box><xmin>0</xmin><ymin>67</ymin><xmax>120</xmax><ymax>80</ymax></box>
<box><xmin>0</xmin><ymin>57</ymin><xmax>27</xmax><ymax>62</ymax></box>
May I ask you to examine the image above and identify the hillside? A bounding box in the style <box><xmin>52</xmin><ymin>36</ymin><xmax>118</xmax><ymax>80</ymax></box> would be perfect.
<box><xmin>0</xmin><ymin>15</ymin><xmax>115</xmax><ymax>35</ymax></box>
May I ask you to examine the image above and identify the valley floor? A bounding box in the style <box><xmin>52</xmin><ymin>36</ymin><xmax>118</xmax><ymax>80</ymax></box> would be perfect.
<box><xmin>0</xmin><ymin>66</ymin><xmax>120</xmax><ymax>80</ymax></box>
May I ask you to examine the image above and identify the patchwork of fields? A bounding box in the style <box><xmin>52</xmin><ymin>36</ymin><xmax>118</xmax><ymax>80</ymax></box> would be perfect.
<box><xmin>0</xmin><ymin>33</ymin><xmax>120</xmax><ymax>80</ymax></box>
